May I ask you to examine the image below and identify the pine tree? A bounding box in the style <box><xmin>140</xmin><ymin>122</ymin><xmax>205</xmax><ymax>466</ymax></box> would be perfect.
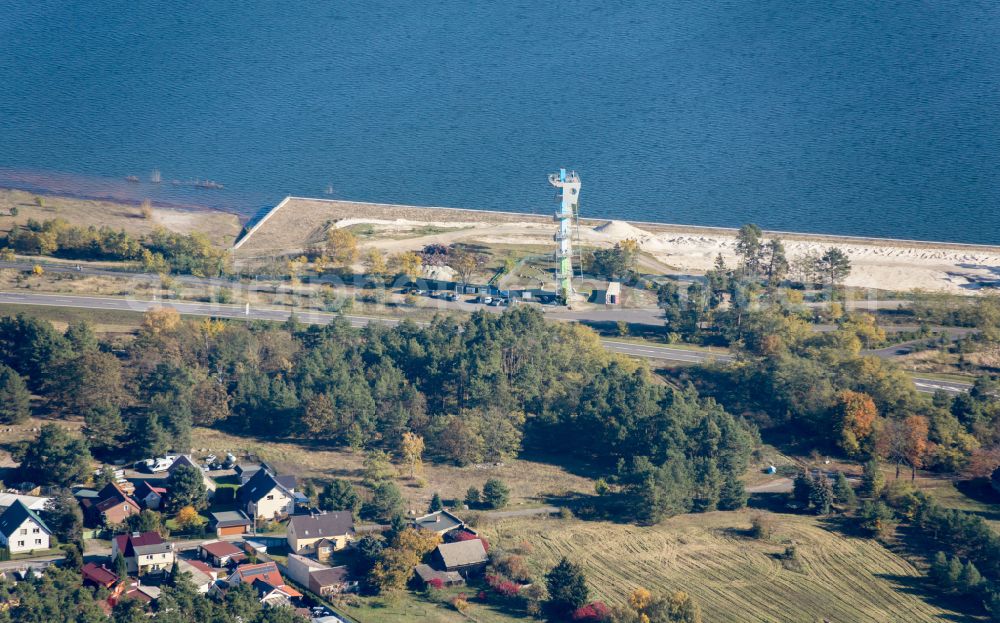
<box><xmin>482</xmin><ymin>478</ymin><xmax>510</xmax><ymax>510</ymax></box>
<box><xmin>718</xmin><ymin>474</ymin><xmax>747</xmax><ymax>510</ymax></box>
<box><xmin>0</xmin><ymin>364</ymin><xmax>30</xmax><ymax>424</ymax></box>
<box><xmin>792</xmin><ymin>471</ymin><xmax>813</xmax><ymax>508</ymax></box>
<box><xmin>545</xmin><ymin>557</ymin><xmax>589</xmax><ymax>619</ymax></box>
<box><xmin>464</xmin><ymin>486</ymin><xmax>480</xmax><ymax>508</ymax></box>
<box><xmin>83</xmin><ymin>404</ymin><xmax>123</xmax><ymax>453</ymax></box>
<box><xmin>930</xmin><ymin>551</ymin><xmax>949</xmax><ymax>586</ymax></box>
<box><xmin>428</xmin><ymin>492</ymin><xmax>443</xmax><ymax>513</ymax></box>
<box><xmin>809</xmin><ymin>473</ymin><xmax>834</xmax><ymax>515</ymax></box>
<box><xmin>130</xmin><ymin>409</ymin><xmax>169</xmax><ymax>458</ymax></box>
<box><xmin>860</xmin><ymin>459</ymin><xmax>885</xmax><ymax>498</ymax></box>
<box><xmin>945</xmin><ymin>555</ymin><xmax>963</xmax><ymax>591</ymax></box>
<box><xmin>114</xmin><ymin>552</ymin><xmax>127</xmax><ymax>581</ymax></box>
<box><xmin>959</xmin><ymin>560</ymin><xmax>982</xmax><ymax>594</ymax></box>
<box><xmin>833</xmin><ymin>472</ymin><xmax>856</xmax><ymax>507</ymax></box>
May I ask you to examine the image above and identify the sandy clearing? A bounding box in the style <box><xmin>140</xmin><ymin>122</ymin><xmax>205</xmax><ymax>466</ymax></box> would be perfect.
<box><xmin>234</xmin><ymin>197</ymin><xmax>1000</xmax><ymax>294</ymax></box>
<box><xmin>0</xmin><ymin>188</ymin><xmax>242</xmax><ymax>248</ymax></box>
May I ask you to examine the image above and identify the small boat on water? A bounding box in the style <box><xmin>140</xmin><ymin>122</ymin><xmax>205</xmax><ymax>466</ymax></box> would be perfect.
<box><xmin>325</xmin><ymin>184</ymin><xmax>334</xmax><ymax>195</ymax></box>
<box><xmin>125</xmin><ymin>175</ymin><xmax>139</xmax><ymax>183</ymax></box>
<box><xmin>195</xmin><ymin>179</ymin><xmax>224</xmax><ymax>189</ymax></box>
<box><xmin>150</xmin><ymin>169</ymin><xmax>161</xmax><ymax>183</ymax></box>
<box><xmin>171</xmin><ymin>179</ymin><xmax>182</xmax><ymax>186</ymax></box>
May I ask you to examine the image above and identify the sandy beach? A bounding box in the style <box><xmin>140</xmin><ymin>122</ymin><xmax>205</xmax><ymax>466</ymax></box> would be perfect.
<box><xmin>233</xmin><ymin>197</ymin><xmax>1000</xmax><ymax>294</ymax></box>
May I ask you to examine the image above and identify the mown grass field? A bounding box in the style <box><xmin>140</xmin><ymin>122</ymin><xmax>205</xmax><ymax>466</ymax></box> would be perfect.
<box><xmin>342</xmin><ymin>590</ymin><xmax>523</xmax><ymax>623</ymax></box>
<box><xmin>483</xmin><ymin>511</ymin><xmax>966</xmax><ymax>623</ymax></box>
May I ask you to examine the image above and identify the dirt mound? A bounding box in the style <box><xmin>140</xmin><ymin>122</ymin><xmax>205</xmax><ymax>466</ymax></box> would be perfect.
<box><xmin>594</xmin><ymin>220</ymin><xmax>653</xmax><ymax>240</ymax></box>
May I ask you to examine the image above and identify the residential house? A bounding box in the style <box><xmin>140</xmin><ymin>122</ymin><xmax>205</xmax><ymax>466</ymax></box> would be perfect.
<box><xmin>112</xmin><ymin>532</ymin><xmax>175</xmax><ymax>576</ymax></box>
<box><xmin>0</xmin><ymin>501</ymin><xmax>52</xmax><ymax>554</ymax></box>
<box><xmin>199</xmin><ymin>540</ymin><xmax>247</xmax><ymax>568</ymax></box>
<box><xmin>413</xmin><ymin>510</ymin><xmax>464</xmax><ymax>536</ymax></box>
<box><xmin>234</xmin><ymin>462</ymin><xmax>282</xmax><ymax>486</ymax></box>
<box><xmin>235</xmin><ymin>464</ymin><xmax>262</xmax><ymax>486</ymax></box>
<box><xmin>175</xmin><ymin>559</ymin><xmax>217</xmax><ymax>593</ymax></box>
<box><xmin>123</xmin><ymin>584</ymin><xmax>160</xmax><ymax>604</ymax></box>
<box><xmin>432</xmin><ymin>539</ymin><xmax>488</xmax><ymax>576</ymax></box>
<box><xmin>168</xmin><ymin>456</ymin><xmax>217</xmax><ymax>499</ymax></box>
<box><xmin>0</xmin><ymin>493</ymin><xmax>50</xmax><ymax>512</ymax></box>
<box><xmin>81</xmin><ymin>563</ymin><xmax>119</xmax><ymax>589</ymax></box>
<box><xmin>83</xmin><ymin>483</ymin><xmax>140</xmax><ymax>527</ymax></box>
<box><xmin>237</xmin><ymin>468</ymin><xmax>295</xmax><ymax>520</ymax></box>
<box><xmin>286</xmin><ymin>554</ymin><xmax>355</xmax><ymax>596</ymax></box>
<box><xmin>217</xmin><ymin>562</ymin><xmax>302</xmax><ymax>607</ymax></box>
<box><xmin>132</xmin><ymin>481</ymin><xmax>167</xmax><ymax>511</ymax></box>
<box><xmin>286</xmin><ymin>511</ymin><xmax>354</xmax><ymax>559</ymax></box>
<box><xmin>209</xmin><ymin>510</ymin><xmax>252</xmax><ymax>537</ymax></box>
<box><xmin>414</xmin><ymin>564</ymin><xmax>465</xmax><ymax>588</ymax></box>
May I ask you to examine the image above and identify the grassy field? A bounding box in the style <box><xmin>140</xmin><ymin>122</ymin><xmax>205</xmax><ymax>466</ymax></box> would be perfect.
<box><xmin>0</xmin><ymin>188</ymin><xmax>242</xmax><ymax>248</ymax></box>
<box><xmin>0</xmin><ymin>302</ymin><xmax>147</xmax><ymax>333</ymax></box>
<box><xmin>482</xmin><ymin>511</ymin><xmax>966</xmax><ymax>623</ymax></box>
<box><xmin>342</xmin><ymin>588</ymin><xmax>525</xmax><ymax>623</ymax></box>
<box><xmin>915</xmin><ymin>475</ymin><xmax>1000</xmax><ymax>530</ymax></box>
<box><xmin>190</xmin><ymin>428</ymin><xmax>594</xmax><ymax>514</ymax></box>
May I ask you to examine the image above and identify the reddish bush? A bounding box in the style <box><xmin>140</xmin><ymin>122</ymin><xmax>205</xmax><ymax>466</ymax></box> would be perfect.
<box><xmin>428</xmin><ymin>578</ymin><xmax>444</xmax><ymax>590</ymax></box>
<box><xmin>477</xmin><ymin>591</ymin><xmax>487</xmax><ymax>601</ymax></box>
<box><xmin>495</xmin><ymin>580</ymin><xmax>521</xmax><ymax>598</ymax></box>
<box><xmin>572</xmin><ymin>602</ymin><xmax>611</xmax><ymax>622</ymax></box>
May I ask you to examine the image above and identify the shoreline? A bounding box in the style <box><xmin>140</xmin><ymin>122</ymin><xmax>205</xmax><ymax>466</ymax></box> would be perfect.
<box><xmin>237</xmin><ymin>195</ymin><xmax>1000</xmax><ymax>254</ymax></box>
<box><xmin>0</xmin><ymin>184</ymin><xmax>245</xmax><ymax>221</ymax></box>
<box><xmin>4</xmin><ymin>182</ymin><xmax>996</xmax><ymax>254</ymax></box>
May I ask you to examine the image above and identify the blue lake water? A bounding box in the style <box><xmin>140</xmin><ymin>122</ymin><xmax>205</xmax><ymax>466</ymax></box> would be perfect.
<box><xmin>1</xmin><ymin>1</ymin><xmax>999</xmax><ymax>243</ymax></box>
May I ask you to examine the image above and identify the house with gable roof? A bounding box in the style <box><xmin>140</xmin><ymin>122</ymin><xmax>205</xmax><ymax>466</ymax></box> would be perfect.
<box><xmin>286</xmin><ymin>511</ymin><xmax>354</xmax><ymax>559</ymax></box>
<box><xmin>112</xmin><ymin>531</ymin><xmax>175</xmax><ymax>576</ymax></box>
<box><xmin>0</xmin><ymin>500</ymin><xmax>52</xmax><ymax>554</ymax></box>
<box><xmin>237</xmin><ymin>468</ymin><xmax>295</xmax><ymax>520</ymax></box>
<box><xmin>215</xmin><ymin>561</ymin><xmax>302</xmax><ymax>607</ymax></box>
<box><xmin>82</xmin><ymin>482</ymin><xmax>140</xmax><ymax>527</ymax></box>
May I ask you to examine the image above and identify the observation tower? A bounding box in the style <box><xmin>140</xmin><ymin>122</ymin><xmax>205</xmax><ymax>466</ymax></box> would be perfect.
<box><xmin>548</xmin><ymin>168</ymin><xmax>581</xmax><ymax>302</ymax></box>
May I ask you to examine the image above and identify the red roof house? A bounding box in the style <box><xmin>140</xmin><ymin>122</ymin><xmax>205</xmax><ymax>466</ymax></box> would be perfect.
<box><xmin>81</xmin><ymin>562</ymin><xmax>119</xmax><ymax>589</ymax></box>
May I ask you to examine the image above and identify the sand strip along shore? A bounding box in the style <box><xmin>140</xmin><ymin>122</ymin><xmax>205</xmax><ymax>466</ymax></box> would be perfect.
<box><xmin>233</xmin><ymin>197</ymin><xmax>1000</xmax><ymax>294</ymax></box>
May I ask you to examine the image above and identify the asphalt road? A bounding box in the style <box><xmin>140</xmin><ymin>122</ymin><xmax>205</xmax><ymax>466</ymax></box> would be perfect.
<box><xmin>0</xmin><ymin>291</ymin><xmax>973</xmax><ymax>394</ymax></box>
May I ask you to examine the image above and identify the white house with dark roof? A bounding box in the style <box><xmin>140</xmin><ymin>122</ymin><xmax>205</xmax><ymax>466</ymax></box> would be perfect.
<box><xmin>0</xmin><ymin>500</ymin><xmax>52</xmax><ymax>554</ymax></box>
<box><xmin>237</xmin><ymin>468</ymin><xmax>295</xmax><ymax>520</ymax></box>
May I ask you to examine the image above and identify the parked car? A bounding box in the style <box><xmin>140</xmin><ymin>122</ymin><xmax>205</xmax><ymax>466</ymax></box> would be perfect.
<box><xmin>148</xmin><ymin>458</ymin><xmax>173</xmax><ymax>473</ymax></box>
<box><xmin>203</xmin><ymin>454</ymin><xmax>217</xmax><ymax>466</ymax></box>
<box><xmin>445</xmin><ymin>293</ymin><xmax>458</xmax><ymax>301</ymax></box>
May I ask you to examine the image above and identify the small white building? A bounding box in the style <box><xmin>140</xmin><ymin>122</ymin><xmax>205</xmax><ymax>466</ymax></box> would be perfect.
<box><xmin>605</xmin><ymin>281</ymin><xmax>621</xmax><ymax>305</ymax></box>
<box><xmin>0</xmin><ymin>501</ymin><xmax>52</xmax><ymax>554</ymax></box>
